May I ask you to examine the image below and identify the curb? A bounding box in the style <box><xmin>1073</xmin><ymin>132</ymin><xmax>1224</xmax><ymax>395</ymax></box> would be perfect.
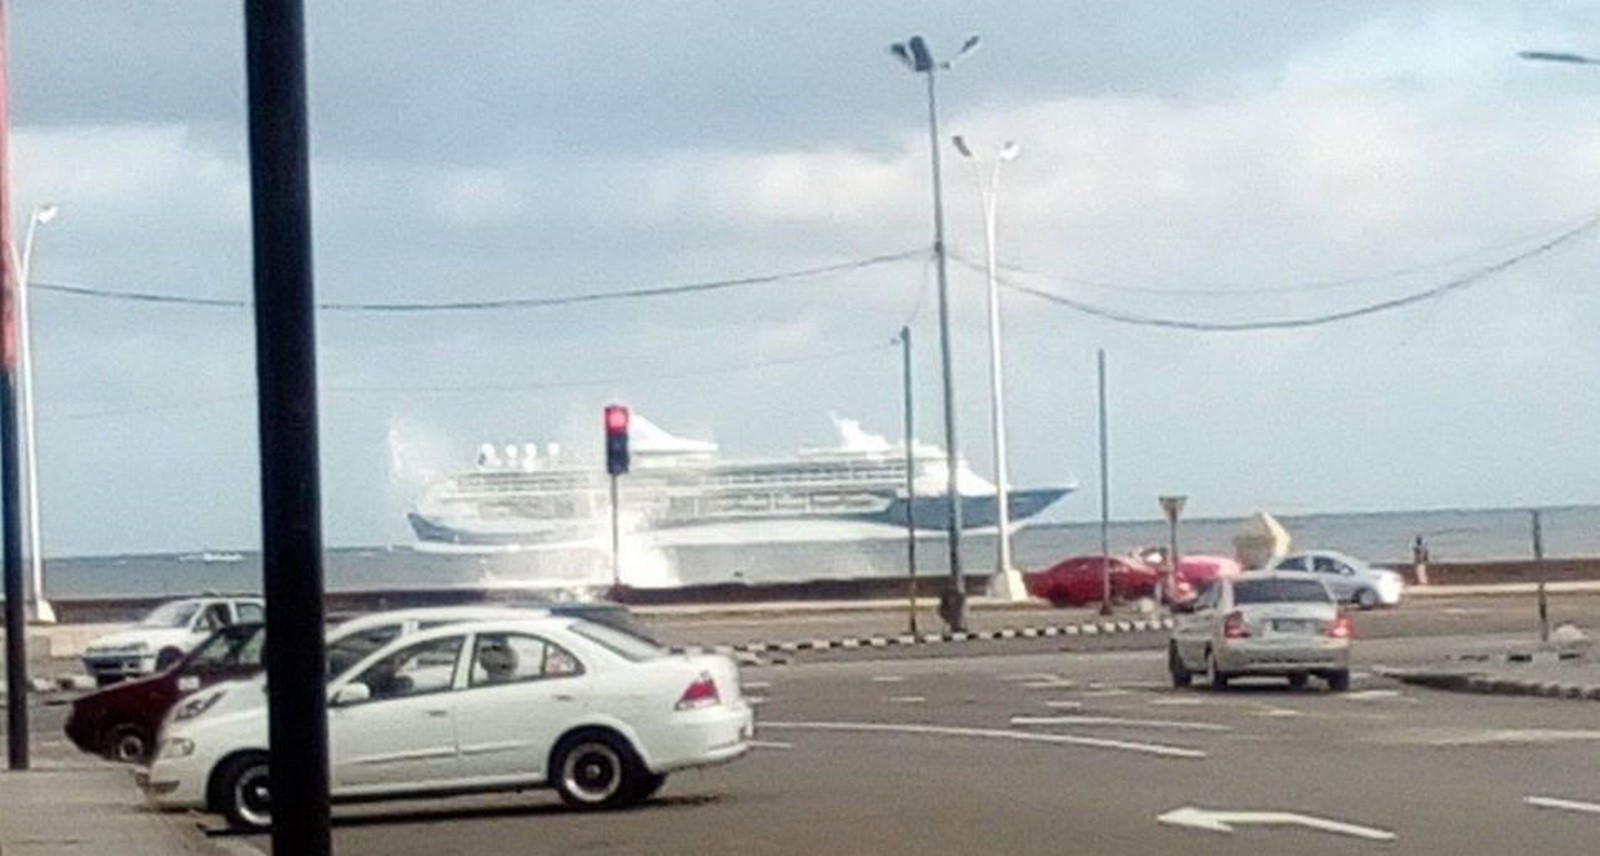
<box><xmin>0</xmin><ymin>673</ymin><xmax>96</xmax><ymax>699</ymax></box>
<box><xmin>1378</xmin><ymin>667</ymin><xmax>1600</xmax><ymax>702</ymax></box>
<box><xmin>670</xmin><ymin>616</ymin><xmax>1176</xmax><ymax>658</ymax></box>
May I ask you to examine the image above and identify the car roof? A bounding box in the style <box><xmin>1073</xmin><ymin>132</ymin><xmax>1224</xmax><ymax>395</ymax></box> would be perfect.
<box><xmin>327</xmin><ymin>605</ymin><xmax>550</xmax><ymax>637</ymax></box>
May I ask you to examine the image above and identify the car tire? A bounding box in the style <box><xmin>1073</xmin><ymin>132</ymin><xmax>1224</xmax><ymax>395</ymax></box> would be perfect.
<box><xmin>1168</xmin><ymin>643</ymin><xmax>1193</xmax><ymax>688</ymax></box>
<box><xmin>155</xmin><ymin>647</ymin><xmax>185</xmax><ymax>672</ymax></box>
<box><xmin>632</xmin><ymin>772</ymin><xmax>668</xmax><ymax>802</ymax></box>
<box><xmin>553</xmin><ymin>732</ymin><xmax>647</xmax><ymax>811</ymax></box>
<box><xmin>213</xmin><ymin>752</ymin><xmax>272</xmax><ymax>831</ymax></box>
<box><xmin>1287</xmin><ymin>673</ymin><xmax>1309</xmax><ymax>690</ymax></box>
<box><xmin>1205</xmin><ymin>649</ymin><xmax>1229</xmax><ymax>691</ymax></box>
<box><xmin>103</xmin><ymin>723</ymin><xmax>153</xmax><ymax>764</ymax></box>
<box><xmin>1354</xmin><ymin>588</ymin><xmax>1379</xmax><ymax>611</ymax></box>
<box><xmin>1326</xmin><ymin>670</ymin><xmax>1352</xmax><ymax>692</ymax></box>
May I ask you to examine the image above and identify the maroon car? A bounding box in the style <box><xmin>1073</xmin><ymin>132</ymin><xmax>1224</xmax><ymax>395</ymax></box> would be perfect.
<box><xmin>1025</xmin><ymin>555</ymin><xmax>1161</xmax><ymax>607</ymax></box>
<box><xmin>65</xmin><ymin>622</ymin><xmax>264</xmax><ymax>763</ymax></box>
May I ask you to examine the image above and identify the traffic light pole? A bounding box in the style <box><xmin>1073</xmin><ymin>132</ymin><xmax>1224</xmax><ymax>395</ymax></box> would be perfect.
<box><xmin>609</xmin><ymin>474</ymin><xmax>620</xmax><ymax>590</ymax></box>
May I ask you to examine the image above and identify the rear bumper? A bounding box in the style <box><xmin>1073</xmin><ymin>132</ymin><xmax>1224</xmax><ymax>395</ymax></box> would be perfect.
<box><xmin>644</xmin><ymin>703</ymin><xmax>754</xmax><ymax>773</ymax></box>
<box><xmin>1217</xmin><ymin>639</ymin><xmax>1350</xmax><ymax>674</ymax></box>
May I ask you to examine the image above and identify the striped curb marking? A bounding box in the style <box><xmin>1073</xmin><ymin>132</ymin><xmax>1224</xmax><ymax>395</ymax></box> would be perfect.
<box><xmin>670</xmin><ymin>616</ymin><xmax>1175</xmax><ymax>656</ymax></box>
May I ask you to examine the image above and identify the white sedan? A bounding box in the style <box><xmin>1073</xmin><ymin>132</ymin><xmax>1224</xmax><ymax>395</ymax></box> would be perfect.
<box><xmin>141</xmin><ymin>617</ymin><xmax>753</xmax><ymax>830</ymax></box>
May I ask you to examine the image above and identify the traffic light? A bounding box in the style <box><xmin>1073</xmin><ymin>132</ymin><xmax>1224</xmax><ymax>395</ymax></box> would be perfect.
<box><xmin>604</xmin><ymin>405</ymin><xmax>630</xmax><ymax>475</ymax></box>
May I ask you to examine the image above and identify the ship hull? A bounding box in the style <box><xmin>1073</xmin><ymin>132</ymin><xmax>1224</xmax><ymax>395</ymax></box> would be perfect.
<box><xmin>408</xmin><ymin>487</ymin><xmax>1071</xmax><ymax>549</ymax></box>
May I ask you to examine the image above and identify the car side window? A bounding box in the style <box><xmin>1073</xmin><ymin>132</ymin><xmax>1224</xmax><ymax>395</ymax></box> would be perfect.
<box><xmin>197</xmin><ymin>603</ymin><xmax>231</xmax><ymax>632</ymax></box>
<box><xmin>328</xmin><ymin>624</ymin><xmax>405</xmax><ymax>679</ymax></box>
<box><xmin>1193</xmin><ymin>584</ymin><xmax>1220</xmax><ymax>612</ymax></box>
<box><xmin>1276</xmin><ymin>556</ymin><xmax>1308</xmax><ymax>572</ymax></box>
<box><xmin>236</xmin><ymin>602</ymin><xmax>265</xmax><ymax>623</ymax></box>
<box><xmin>353</xmin><ymin>635</ymin><xmax>464</xmax><ymax>702</ymax></box>
<box><xmin>469</xmin><ymin>633</ymin><xmax>583</xmax><ymax>687</ymax></box>
<box><xmin>1312</xmin><ymin>556</ymin><xmax>1339</xmax><ymax>575</ymax></box>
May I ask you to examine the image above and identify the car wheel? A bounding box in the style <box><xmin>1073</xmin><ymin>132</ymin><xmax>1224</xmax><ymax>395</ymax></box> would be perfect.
<box><xmin>214</xmin><ymin>753</ymin><xmax>272</xmax><ymax>831</ymax></box>
<box><xmin>633</xmin><ymin>772</ymin><xmax>668</xmax><ymax>802</ymax></box>
<box><xmin>1326</xmin><ymin>670</ymin><xmax>1352</xmax><ymax>692</ymax></box>
<box><xmin>1354</xmin><ymin>588</ymin><xmax>1379</xmax><ymax>610</ymax></box>
<box><xmin>103</xmin><ymin>723</ymin><xmax>153</xmax><ymax>764</ymax></box>
<box><xmin>155</xmin><ymin>647</ymin><xmax>185</xmax><ymax>672</ymax></box>
<box><xmin>1205</xmin><ymin>649</ymin><xmax>1230</xmax><ymax>690</ymax></box>
<box><xmin>1167</xmin><ymin>643</ymin><xmax>1193</xmax><ymax>688</ymax></box>
<box><xmin>554</xmin><ymin>732</ymin><xmax>646</xmax><ymax>810</ymax></box>
<box><xmin>1287</xmin><ymin>673</ymin><xmax>1309</xmax><ymax>690</ymax></box>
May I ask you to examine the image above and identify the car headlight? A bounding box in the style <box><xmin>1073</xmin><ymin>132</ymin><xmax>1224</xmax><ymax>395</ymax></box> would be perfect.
<box><xmin>159</xmin><ymin>737</ymin><xmax>195</xmax><ymax>759</ymax></box>
<box><xmin>173</xmin><ymin>690</ymin><xmax>225</xmax><ymax>722</ymax></box>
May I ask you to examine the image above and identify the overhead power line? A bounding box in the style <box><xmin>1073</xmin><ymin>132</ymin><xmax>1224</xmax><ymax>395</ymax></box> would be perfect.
<box><xmin>31</xmin><ymin>249</ymin><xmax>926</xmax><ymax>312</ymax></box>
<box><xmin>962</xmin><ymin>208</ymin><xmax>1600</xmax><ymax>298</ymax></box>
<box><xmin>994</xmin><ymin>213</ymin><xmax>1599</xmax><ymax>332</ymax></box>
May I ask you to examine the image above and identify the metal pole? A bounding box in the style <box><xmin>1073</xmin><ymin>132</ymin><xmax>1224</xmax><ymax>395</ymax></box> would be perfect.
<box><xmin>980</xmin><ymin>158</ymin><xmax>1016</xmax><ymax>592</ymax></box>
<box><xmin>1168</xmin><ymin>516</ymin><xmax>1180</xmax><ymax>598</ymax></box>
<box><xmin>17</xmin><ymin>207</ymin><xmax>52</xmax><ymax>623</ymax></box>
<box><xmin>1531</xmin><ymin>509</ymin><xmax>1545</xmax><ymax>561</ymax></box>
<box><xmin>924</xmin><ymin>64</ymin><xmax>966</xmax><ymax>631</ymax></box>
<box><xmin>1538</xmin><ymin>580</ymin><xmax>1550</xmax><ymax>644</ymax></box>
<box><xmin>244</xmin><ymin>2</ymin><xmax>329</xmax><ymax>852</ymax></box>
<box><xmin>610</xmin><ymin>474</ymin><xmax>621</xmax><ymax>590</ymax></box>
<box><xmin>1098</xmin><ymin>349</ymin><xmax>1111</xmax><ymax>616</ymax></box>
<box><xmin>0</xmin><ymin>0</ymin><xmax>31</xmax><ymax>771</ymax></box>
<box><xmin>901</xmin><ymin>326</ymin><xmax>918</xmax><ymax>635</ymax></box>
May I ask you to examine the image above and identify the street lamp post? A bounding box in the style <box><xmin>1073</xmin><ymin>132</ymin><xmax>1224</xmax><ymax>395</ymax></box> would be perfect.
<box><xmin>890</xmin><ymin>33</ymin><xmax>980</xmax><ymax>631</ymax></box>
<box><xmin>951</xmin><ymin>134</ymin><xmax>1025</xmax><ymax>602</ymax></box>
<box><xmin>16</xmin><ymin>203</ymin><xmax>56</xmax><ymax>624</ymax></box>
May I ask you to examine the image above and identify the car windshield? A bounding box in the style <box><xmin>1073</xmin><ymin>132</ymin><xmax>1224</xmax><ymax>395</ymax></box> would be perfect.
<box><xmin>568</xmin><ymin>620</ymin><xmax>669</xmax><ymax>663</ymax></box>
<box><xmin>187</xmin><ymin>627</ymin><xmax>264</xmax><ymax>669</ymax></box>
<box><xmin>1233</xmin><ymin>579</ymin><xmax>1333</xmax><ymax>605</ymax></box>
<box><xmin>139</xmin><ymin>601</ymin><xmax>200</xmax><ymax>628</ymax></box>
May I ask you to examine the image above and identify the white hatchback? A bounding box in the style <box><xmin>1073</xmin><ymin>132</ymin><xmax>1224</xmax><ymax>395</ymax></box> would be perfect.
<box><xmin>141</xmin><ymin>616</ymin><xmax>752</xmax><ymax>830</ymax></box>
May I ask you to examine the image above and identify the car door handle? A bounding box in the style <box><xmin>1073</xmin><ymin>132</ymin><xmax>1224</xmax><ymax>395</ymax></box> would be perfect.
<box><xmin>424</xmin><ymin>709</ymin><xmax>449</xmax><ymax>718</ymax></box>
<box><xmin>553</xmin><ymin>694</ymin><xmax>574</xmax><ymax>702</ymax></box>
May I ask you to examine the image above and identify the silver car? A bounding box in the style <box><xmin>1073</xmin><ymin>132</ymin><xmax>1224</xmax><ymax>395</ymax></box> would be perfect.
<box><xmin>1168</xmin><ymin>573</ymin><xmax>1352</xmax><ymax>691</ymax></box>
<box><xmin>1262</xmin><ymin>549</ymin><xmax>1405</xmax><ymax>609</ymax></box>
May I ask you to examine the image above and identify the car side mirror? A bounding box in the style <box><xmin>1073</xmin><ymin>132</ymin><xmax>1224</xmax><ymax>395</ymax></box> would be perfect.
<box><xmin>330</xmin><ymin>683</ymin><xmax>371</xmax><ymax>707</ymax></box>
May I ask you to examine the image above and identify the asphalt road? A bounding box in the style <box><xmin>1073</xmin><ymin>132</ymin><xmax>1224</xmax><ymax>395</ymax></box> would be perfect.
<box><xmin>183</xmin><ymin>631</ymin><xmax>1600</xmax><ymax>856</ymax></box>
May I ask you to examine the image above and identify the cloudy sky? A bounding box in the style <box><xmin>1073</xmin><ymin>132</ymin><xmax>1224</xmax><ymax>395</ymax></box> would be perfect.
<box><xmin>9</xmin><ymin>1</ymin><xmax>1600</xmax><ymax>555</ymax></box>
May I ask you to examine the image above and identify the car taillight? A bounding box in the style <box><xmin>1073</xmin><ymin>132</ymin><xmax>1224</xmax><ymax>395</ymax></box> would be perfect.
<box><xmin>1328</xmin><ymin>614</ymin><xmax>1354</xmax><ymax>639</ymax></box>
<box><xmin>1222</xmin><ymin>611</ymin><xmax>1250</xmax><ymax>638</ymax></box>
<box><xmin>675</xmin><ymin>672</ymin><xmax>720</xmax><ymax>710</ymax></box>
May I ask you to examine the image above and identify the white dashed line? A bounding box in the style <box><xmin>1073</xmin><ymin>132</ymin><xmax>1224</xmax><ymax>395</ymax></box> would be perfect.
<box><xmin>760</xmin><ymin>720</ymin><xmax>1206</xmax><ymax>759</ymax></box>
<box><xmin>1023</xmin><ymin>680</ymin><xmax>1077</xmax><ymax>690</ymax></box>
<box><xmin>1001</xmin><ymin>673</ymin><xmax>1061</xmax><ymax>683</ymax></box>
<box><xmin>1148</xmin><ymin>697</ymin><xmax>1204</xmax><ymax>706</ymax></box>
<box><xmin>873</xmin><ymin>676</ymin><xmax>908</xmax><ymax>683</ymax></box>
<box><xmin>743</xmin><ymin>681</ymin><xmax>772</xmax><ymax>691</ymax></box>
<box><xmin>1010</xmin><ymin>715</ymin><xmax>1229</xmax><ymax>732</ymax></box>
<box><xmin>1081</xmin><ymin>689</ymin><xmax>1132</xmax><ymax>698</ymax></box>
<box><xmin>1043</xmin><ymin>700</ymin><xmax>1083</xmax><ymax>710</ymax></box>
<box><xmin>750</xmin><ymin>740</ymin><xmax>794</xmax><ymax>750</ymax></box>
<box><xmin>747</xmin><ymin>695</ymin><xmax>770</xmax><ymax>706</ymax></box>
<box><xmin>887</xmin><ymin>696</ymin><xmax>927</xmax><ymax>704</ymax></box>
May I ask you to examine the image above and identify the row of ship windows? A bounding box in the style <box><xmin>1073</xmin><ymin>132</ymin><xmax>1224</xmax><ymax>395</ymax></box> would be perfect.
<box><xmin>456</xmin><ymin>468</ymin><xmax>913</xmax><ymax>494</ymax></box>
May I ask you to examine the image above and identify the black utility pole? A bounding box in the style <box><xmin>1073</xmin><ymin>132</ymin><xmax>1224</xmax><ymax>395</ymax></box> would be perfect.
<box><xmin>244</xmin><ymin>2</ymin><xmax>330</xmax><ymax>853</ymax></box>
<box><xmin>900</xmin><ymin>326</ymin><xmax>917</xmax><ymax>635</ymax></box>
<box><xmin>0</xmin><ymin>0</ymin><xmax>31</xmax><ymax>772</ymax></box>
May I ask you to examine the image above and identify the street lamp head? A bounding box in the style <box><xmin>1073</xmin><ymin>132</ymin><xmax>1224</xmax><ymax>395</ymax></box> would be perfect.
<box><xmin>889</xmin><ymin>42</ymin><xmax>916</xmax><ymax>70</ymax></box>
<box><xmin>907</xmin><ymin>36</ymin><xmax>934</xmax><ymax>72</ymax></box>
<box><xmin>34</xmin><ymin>204</ymin><xmax>59</xmax><ymax>224</ymax></box>
<box><xmin>941</xmin><ymin>34</ymin><xmax>981</xmax><ymax>70</ymax></box>
<box><xmin>951</xmin><ymin>135</ymin><xmax>974</xmax><ymax>159</ymax></box>
<box><xmin>998</xmin><ymin>141</ymin><xmax>1021</xmax><ymax>162</ymax></box>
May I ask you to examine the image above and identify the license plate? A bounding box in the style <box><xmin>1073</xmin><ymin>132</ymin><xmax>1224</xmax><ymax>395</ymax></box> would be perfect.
<box><xmin>1272</xmin><ymin>620</ymin><xmax>1316</xmax><ymax>634</ymax></box>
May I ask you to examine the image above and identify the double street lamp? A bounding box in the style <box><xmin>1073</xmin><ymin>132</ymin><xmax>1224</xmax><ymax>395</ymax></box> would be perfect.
<box><xmin>951</xmin><ymin>135</ymin><xmax>1026</xmax><ymax>602</ymax></box>
<box><xmin>890</xmin><ymin>34</ymin><xmax>980</xmax><ymax>631</ymax></box>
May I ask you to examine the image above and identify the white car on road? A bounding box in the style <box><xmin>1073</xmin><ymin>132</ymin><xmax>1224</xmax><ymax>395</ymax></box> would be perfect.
<box><xmin>1168</xmin><ymin>573</ymin><xmax>1353</xmax><ymax>691</ymax></box>
<box><xmin>82</xmin><ymin>597</ymin><xmax>265</xmax><ymax>685</ymax></box>
<box><xmin>1261</xmin><ymin>549</ymin><xmax>1405</xmax><ymax>609</ymax></box>
<box><xmin>141</xmin><ymin>616</ymin><xmax>752</xmax><ymax>830</ymax></box>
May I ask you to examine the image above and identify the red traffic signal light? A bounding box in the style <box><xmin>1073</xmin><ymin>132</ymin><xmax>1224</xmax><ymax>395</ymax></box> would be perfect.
<box><xmin>604</xmin><ymin>405</ymin><xmax>630</xmax><ymax>475</ymax></box>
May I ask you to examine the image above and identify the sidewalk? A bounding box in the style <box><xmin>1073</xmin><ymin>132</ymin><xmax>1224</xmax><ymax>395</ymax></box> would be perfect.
<box><xmin>0</xmin><ymin>762</ymin><xmax>242</xmax><ymax>855</ymax></box>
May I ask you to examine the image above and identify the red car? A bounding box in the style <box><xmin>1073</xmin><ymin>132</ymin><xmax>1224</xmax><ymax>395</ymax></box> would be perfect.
<box><xmin>65</xmin><ymin>622</ymin><xmax>264</xmax><ymax>763</ymax></box>
<box><xmin>1025</xmin><ymin>555</ymin><xmax>1161</xmax><ymax>607</ymax></box>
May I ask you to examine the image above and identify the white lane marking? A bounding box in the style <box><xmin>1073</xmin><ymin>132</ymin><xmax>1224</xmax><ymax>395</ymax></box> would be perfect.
<box><xmin>1525</xmin><ymin>795</ymin><xmax>1600</xmax><ymax>815</ymax></box>
<box><xmin>1043</xmin><ymin>700</ymin><xmax>1083</xmax><ymax>709</ymax></box>
<box><xmin>1158</xmin><ymin>806</ymin><xmax>1396</xmax><ymax>841</ymax></box>
<box><xmin>750</xmin><ymin>740</ymin><xmax>794</xmax><ymax>751</ymax></box>
<box><xmin>1023</xmin><ymin>679</ymin><xmax>1077</xmax><ymax>689</ymax></box>
<box><xmin>1148</xmin><ymin>697</ymin><xmax>1203</xmax><ymax>707</ymax></box>
<box><xmin>1410</xmin><ymin>729</ymin><xmax>1600</xmax><ymax>746</ymax></box>
<box><xmin>747</xmin><ymin>695</ymin><xmax>770</xmax><ymax>706</ymax></box>
<box><xmin>743</xmin><ymin>681</ymin><xmax>772</xmax><ymax>691</ymax></box>
<box><xmin>872</xmin><ymin>676</ymin><xmax>907</xmax><ymax>683</ymax></box>
<box><xmin>1001</xmin><ymin>673</ymin><xmax>1060</xmax><ymax>682</ymax></box>
<box><xmin>1082</xmin><ymin>689</ymin><xmax>1132</xmax><ymax>698</ymax></box>
<box><xmin>760</xmin><ymin>720</ymin><xmax>1205</xmax><ymax>759</ymax></box>
<box><xmin>887</xmin><ymin>696</ymin><xmax>926</xmax><ymax>704</ymax></box>
<box><xmin>1256</xmin><ymin>708</ymin><xmax>1303</xmax><ymax>718</ymax></box>
<box><xmin>1011</xmin><ymin>715</ymin><xmax>1229</xmax><ymax>732</ymax></box>
<box><xmin>1344</xmin><ymin>689</ymin><xmax>1400</xmax><ymax>700</ymax></box>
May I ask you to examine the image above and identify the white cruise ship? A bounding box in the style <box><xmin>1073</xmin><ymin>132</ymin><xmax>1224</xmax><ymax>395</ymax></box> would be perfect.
<box><xmin>407</xmin><ymin>416</ymin><xmax>1071</xmax><ymax>551</ymax></box>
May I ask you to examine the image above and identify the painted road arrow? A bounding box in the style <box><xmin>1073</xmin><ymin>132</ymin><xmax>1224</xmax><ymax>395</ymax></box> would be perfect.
<box><xmin>1525</xmin><ymin>795</ymin><xmax>1600</xmax><ymax>815</ymax></box>
<box><xmin>1158</xmin><ymin>806</ymin><xmax>1397</xmax><ymax>842</ymax></box>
